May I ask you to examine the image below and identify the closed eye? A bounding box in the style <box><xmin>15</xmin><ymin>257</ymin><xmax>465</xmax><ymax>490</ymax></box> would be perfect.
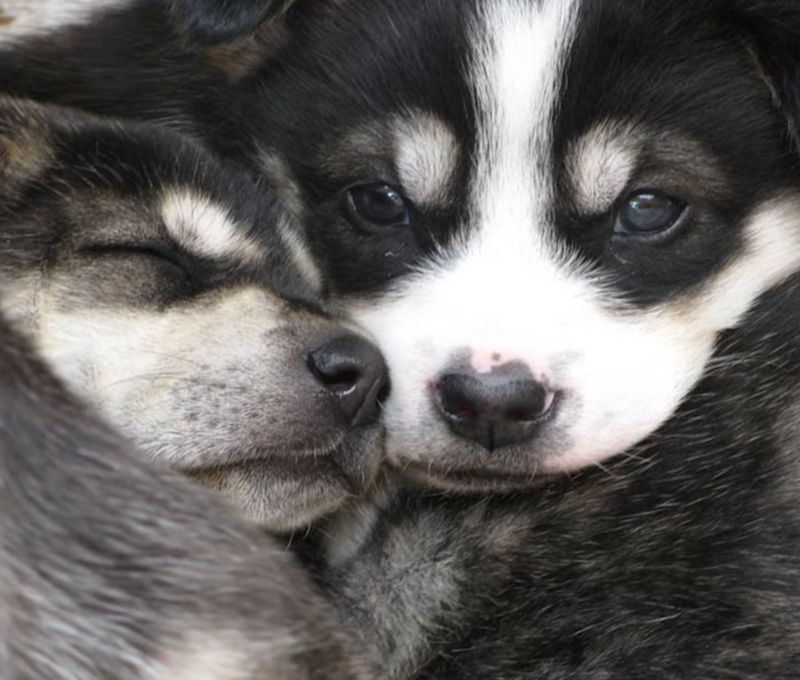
<box><xmin>79</xmin><ymin>242</ymin><xmax>194</xmax><ymax>275</ymax></box>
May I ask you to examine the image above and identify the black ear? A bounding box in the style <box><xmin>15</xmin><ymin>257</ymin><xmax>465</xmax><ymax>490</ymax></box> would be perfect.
<box><xmin>168</xmin><ymin>0</ymin><xmax>296</xmax><ymax>46</ymax></box>
<box><xmin>728</xmin><ymin>1</ymin><xmax>800</xmax><ymax>154</ymax></box>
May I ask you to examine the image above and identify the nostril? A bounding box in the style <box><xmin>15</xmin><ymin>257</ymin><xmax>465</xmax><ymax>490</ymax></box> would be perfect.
<box><xmin>308</xmin><ymin>358</ymin><xmax>361</xmax><ymax>395</ymax></box>
<box><xmin>501</xmin><ymin>380</ymin><xmax>555</xmax><ymax>422</ymax></box>
<box><xmin>437</xmin><ymin>374</ymin><xmax>481</xmax><ymax>422</ymax></box>
<box><xmin>307</xmin><ymin>334</ymin><xmax>388</xmax><ymax>426</ymax></box>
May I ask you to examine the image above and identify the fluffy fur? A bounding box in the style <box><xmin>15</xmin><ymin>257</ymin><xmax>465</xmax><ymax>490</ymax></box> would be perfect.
<box><xmin>5</xmin><ymin>0</ymin><xmax>800</xmax><ymax>677</ymax></box>
<box><xmin>0</xmin><ymin>284</ymin><xmax>374</xmax><ymax>680</ymax></box>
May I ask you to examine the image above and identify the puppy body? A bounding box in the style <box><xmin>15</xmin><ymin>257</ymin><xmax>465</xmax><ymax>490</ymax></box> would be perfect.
<box><xmin>0</xmin><ymin>304</ymin><xmax>375</xmax><ymax>680</ymax></box>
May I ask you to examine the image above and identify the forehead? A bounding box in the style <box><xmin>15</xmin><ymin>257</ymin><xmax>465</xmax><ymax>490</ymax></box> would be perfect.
<box><xmin>282</xmin><ymin>0</ymin><xmax>775</xmax><ymax>170</ymax></box>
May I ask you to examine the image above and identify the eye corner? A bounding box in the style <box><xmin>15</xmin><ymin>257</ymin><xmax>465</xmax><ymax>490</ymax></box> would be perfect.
<box><xmin>80</xmin><ymin>240</ymin><xmax>196</xmax><ymax>276</ymax></box>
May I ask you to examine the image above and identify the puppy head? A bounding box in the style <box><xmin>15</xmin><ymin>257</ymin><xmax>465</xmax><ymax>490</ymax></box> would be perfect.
<box><xmin>0</xmin><ymin>98</ymin><xmax>386</xmax><ymax>528</ymax></box>
<box><xmin>256</xmin><ymin>0</ymin><xmax>800</xmax><ymax>491</ymax></box>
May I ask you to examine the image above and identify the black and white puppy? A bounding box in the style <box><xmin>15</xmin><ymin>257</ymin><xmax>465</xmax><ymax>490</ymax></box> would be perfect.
<box><xmin>254</xmin><ymin>1</ymin><xmax>800</xmax><ymax>677</ymax></box>
<box><xmin>0</xmin><ymin>305</ymin><xmax>375</xmax><ymax>680</ymax></box>
<box><xmin>0</xmin><ymin>96</ymin><xmax>387</xmax><ymax>530</ymax></box>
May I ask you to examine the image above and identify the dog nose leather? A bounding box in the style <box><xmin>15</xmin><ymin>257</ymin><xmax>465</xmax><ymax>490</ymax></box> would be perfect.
<box><xmin>435</xmin><ymin>363</ymin><xmax>554</xmax><ymax>451</ymax></box>
<box><xmin>307</xmin><ymin>334</ymin><xmax>388</xmax><ymax>427</ymax></box>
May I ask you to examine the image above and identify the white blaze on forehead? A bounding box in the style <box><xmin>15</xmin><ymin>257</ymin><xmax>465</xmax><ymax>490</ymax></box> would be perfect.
<box><xmin>568</xmin><ymin>121</ymin><xmax>641</xmax><ymax>214</ymax></box>
<box><xmin>451</xmin><ymin>0</ymin><xmax>577</xmax><ymax>313</ymax></box>
<box><xmin>160</xmin><ymin>189</ymin><xmax>262</xmax><ymax>262</ymax></box>
<box><xmin>415</xmin><ymin>0</ymin><xmax>589</xmax><ymax>347</ymax></box>
<box><xmin>468</xmin><ymin>0</ymin><xmax>580</xmax><ymax>263</ymax></box>
<box><xmin>394</xmin><ymin>112</ymin><xmax>459</xmax><ymax>208</ymax></box>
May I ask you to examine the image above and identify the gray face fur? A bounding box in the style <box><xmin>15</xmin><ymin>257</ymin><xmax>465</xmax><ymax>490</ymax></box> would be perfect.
<box><xmin>0</xmin><ymin>98</ymin><xmax>385</xmax><ymax>529</ymax></box>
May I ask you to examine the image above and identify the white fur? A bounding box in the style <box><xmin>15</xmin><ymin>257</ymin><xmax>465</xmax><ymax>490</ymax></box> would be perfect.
<box><xmin>354</xmin><ymin>192</ymin><xmax>800</xmax><ymax>475</ymax></box>
<box><xmin>0</xmin><ymin>0</ymin><xmax>127</xmax><ymax>40</ymax></box>
<box><xmin>31</xmin><ymin>285</ymin><xmax>287</xmax><ymax>467</ymax></box>
<box><xmin>150</xmin><ymin>633</ymin><xmax>295</xmax><ymax>680</ymax></box>
<box><xmin>394</xmin><ymin>112</ymin><xmax>459</xmax><ymax>208</ymax></box>
<box><xmin>160</xmin><ymin>190</ymin><xmax>262</xmax><ymax>262</ymax></box>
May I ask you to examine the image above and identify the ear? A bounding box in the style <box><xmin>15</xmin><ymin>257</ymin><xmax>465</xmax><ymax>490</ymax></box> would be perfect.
<box><xmin>728</xmin><ymin>1</ymin><xmax>800</xmax><ymax>154</ymax></box>
<box><xmin>167</xmin><ymin>0</ymin><xmax>297</xmax><ymax>46</ymax></box>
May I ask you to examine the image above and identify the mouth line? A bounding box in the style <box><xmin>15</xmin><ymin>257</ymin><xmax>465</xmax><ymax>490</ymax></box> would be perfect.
<box><xmin>179</xmin><ymin>432</ymin><xmax>351</xmax><ymax>474</ymax></box>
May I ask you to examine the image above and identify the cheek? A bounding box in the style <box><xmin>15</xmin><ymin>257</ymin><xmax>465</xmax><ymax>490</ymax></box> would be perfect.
<box><xmin>542</xmin><ymin>318</ymin><xmax>716</xmax><ymax>471</ymax></box>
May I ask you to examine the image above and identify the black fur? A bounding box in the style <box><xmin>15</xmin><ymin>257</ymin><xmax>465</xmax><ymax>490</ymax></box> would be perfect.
<box><xmin>313</xmin><ymin>278</ymin><xmax>800</xmax><ymax>677</ymax></box>
<box><xmin>168</xmin><ymin>0</ymin><xmax>293</xmax><ymax>45</ymax></box>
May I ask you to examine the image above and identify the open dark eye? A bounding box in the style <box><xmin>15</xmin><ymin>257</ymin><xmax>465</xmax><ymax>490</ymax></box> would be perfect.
<box><xmin>614</xmin><ymin>191</ymin><xmax>686</xmax><ymax>235</ymax></box>
<box><xmin>345</xmin><ymin>182</ymin><xmax>411</xmax><ymax>229</ymax></box>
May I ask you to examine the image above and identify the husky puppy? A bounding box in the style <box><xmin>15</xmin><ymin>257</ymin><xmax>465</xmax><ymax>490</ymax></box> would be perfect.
<box><xmin>0</xmin><ymin>96</ymin><xmax>387</xmax><ymax>530</ymax></box>
<box><xmin>6</xmin><ymin>1</ymin><xmax>800</xmax><ymax>676</ymax></box>
<box><xmin>254</xmin><ymin>0</ymin><xmax>800</xmax><ymax>677</ymax></box>
<box><xmin>0</xmin><ymin>305</ymin><xmax>374</xmax><ymax>680</ymax></box>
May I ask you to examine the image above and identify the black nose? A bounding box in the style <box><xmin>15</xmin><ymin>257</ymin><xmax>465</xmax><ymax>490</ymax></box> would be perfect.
<box><xmin>307</xmin><ymin>335</ymin><xmax>388</xmax><ymax>427</ymax></box>
<box><xmin>435</xmin><ymin>366</ymin><xmax>554</xmax><ymax>451</ymax></box>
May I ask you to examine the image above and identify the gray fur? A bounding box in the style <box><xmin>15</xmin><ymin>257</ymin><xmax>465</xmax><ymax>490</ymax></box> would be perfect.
<box><xmin>0</xmin><ymin>309</ymin><xmax>375</xmax><ymax>680</ymax></box>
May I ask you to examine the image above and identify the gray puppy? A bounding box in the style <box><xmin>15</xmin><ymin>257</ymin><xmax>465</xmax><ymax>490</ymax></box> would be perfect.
<box><xmin>0</xmin><ymin>96</ymin><xmax>379</xmax><ymax>679</ymax></box>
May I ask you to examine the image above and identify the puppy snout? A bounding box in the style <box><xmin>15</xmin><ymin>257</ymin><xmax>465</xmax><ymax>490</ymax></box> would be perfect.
<box><xmin>307</xmin><ymin>335</ymin><xmax>388</xmax><ymax>427</ymax></box>
<box><xmin>435</xmin><ymin>363</ymin><xmax>555</xmax><ymax>451</ymax></box>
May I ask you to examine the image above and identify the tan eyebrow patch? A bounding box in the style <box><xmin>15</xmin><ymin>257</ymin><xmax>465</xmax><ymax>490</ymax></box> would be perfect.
<box><xmin>159</xmin><ymin>189</ymin><xmax>263</xmax><ymax>262</ymax></box>
<box><xmin>567</xmin><ymin>120</ymin><xmax>642</xmax><ymax>215</ymax></box>
<box><xmin>393</xmin><ymin>112</ymin><xmax>460</xmax><ymax>208</ymax></box>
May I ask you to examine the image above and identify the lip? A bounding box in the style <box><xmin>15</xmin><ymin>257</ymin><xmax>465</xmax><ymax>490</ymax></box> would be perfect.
<box><xmin>184</xmin><ymin>428</ymin><xmax>386</xmax><ymax>494</ymax></box>
<box><xmin>177</xmin><ymin>433</ymin><xmax>350</xmax><ymax>471</ymax></box>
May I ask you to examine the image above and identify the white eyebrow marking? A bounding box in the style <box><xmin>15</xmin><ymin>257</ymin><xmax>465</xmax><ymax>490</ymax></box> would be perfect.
<box><xmin>568</xmin><ymin>120</ymin><xmax>641</xmax><ymax>214</ymax></box>
<box><xmin>394</xmin><ymin>112</ymin><xmax>460</xmax><ymax>208</ymax></box>
<box><xmin>160</xmin><ymin>190</ymin><xmax>262</xmax><ymax>262</ymax></box>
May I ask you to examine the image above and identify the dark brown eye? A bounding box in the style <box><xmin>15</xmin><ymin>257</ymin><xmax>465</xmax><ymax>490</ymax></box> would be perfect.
<box><xmin>614</xmin><ymin>191</ymin><xmax>686</xmax><ymax>235</ymax></box>
<box><xmin>346</xmin><ymin>183</ymin><xmax>411</xmax><ymax>228</ymax></box>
